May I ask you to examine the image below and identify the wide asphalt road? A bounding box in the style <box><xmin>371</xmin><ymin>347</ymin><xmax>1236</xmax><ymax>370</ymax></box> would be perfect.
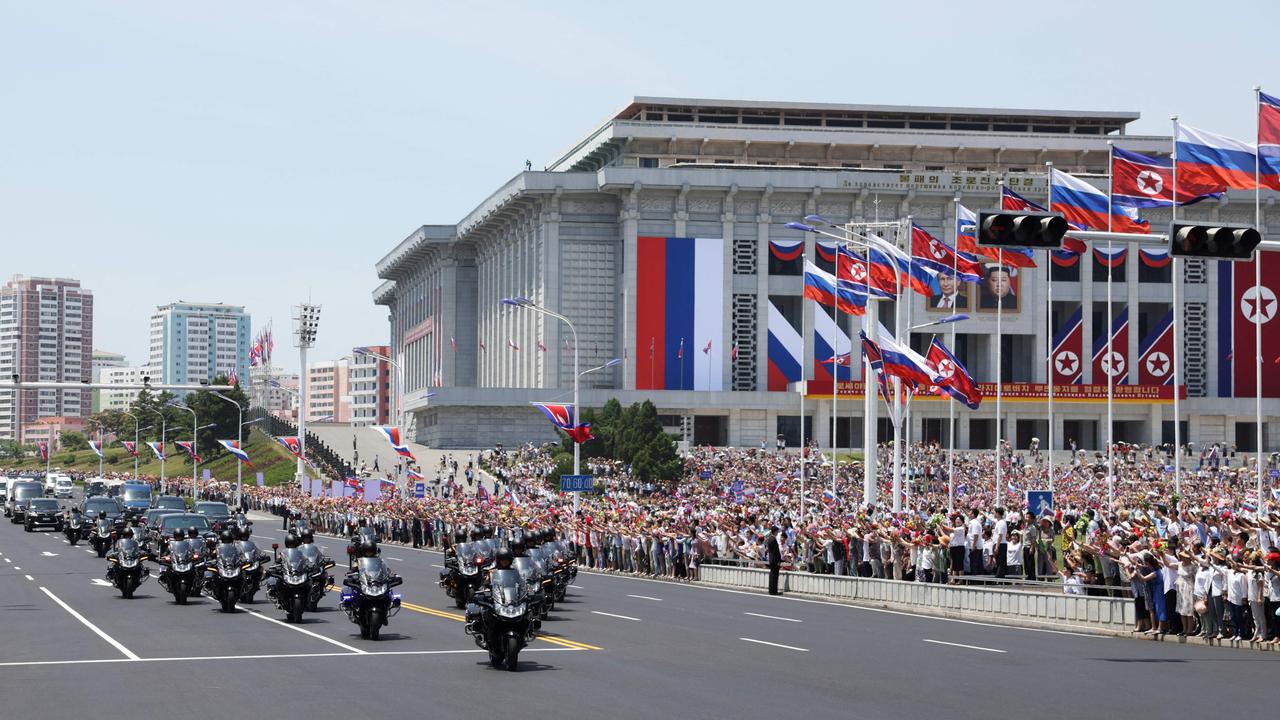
<box><xmin>0</xmin><ymin>506</ymin><xmax>1273</xmax><ymax>719</ymax></box>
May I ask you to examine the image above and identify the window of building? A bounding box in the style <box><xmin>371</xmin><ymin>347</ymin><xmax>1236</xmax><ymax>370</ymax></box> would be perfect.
<box><xmin>1138</xmin><ymin>259</ymin><xmax>1171</xmax><ymax>283</ymax></box>
<box><xmin>1050</xmin><ymin>258</ymin><xmax>1080</xmax><ymax>282</ymax></box>
<box><xmin>639</xmin><ymin>157</ymin><xmax>660</xmax><ymax>168</ymax></box>
<box><xmin>1093</xmin><ymin>255</ymin><xmax>1126</xmax><ymax>283</ymax></box>
<box><xmin>713</xmin><ymin>158</ymin><xmax>735</xmax><ymax>164</ymax></box>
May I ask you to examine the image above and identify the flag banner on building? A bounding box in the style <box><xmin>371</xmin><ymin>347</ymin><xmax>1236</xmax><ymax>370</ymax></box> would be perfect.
<box><xmin>814</xmin><ymin>302</ymin><xmax>854</xmax><ymax>383</ymax></box>
<box><xmin>635</xmin><ymin>236</ymin><xmax>726</xmax><ymax>391</ymax></box>
<box><xmin>373</xmin><ymin>426</ymin><xmax>416</xmax><ymax>461</ymax></box>
<box><xmin>1110</xmin><ymin>147</ymin><xmax>1221</xmax><ymax>208</ymax></box>
<box><xmin>1091</xmin><ymin>304</ymin><xmax>1130</xmax><ymax>385</ymax></box>
<box><xmin>766</xmin><ymin>301</ymin><xmax>802</xmax><ymax>391</ymax></box>
<box><xmin>146</xmin><ymin>441</ymin><xmax>166</xmax><ymax>460</ymax></box>
<box><xmin>88</xmin><ymin>440</ymin><xmax>103</xmax><ymax>458</ymax></box>
<box><xmin>217</xmin><ymin>439</ymin><xmax>252</xmax><ymax>466</ymax></box>
<box><xmin>274</xmin><ymin>435</ymin><xmax>303</xmax><ymax>459</ymax></box>
<box><xmin>926</xmin><ymin>338</ymin><xmax>982</xmax><ymax>409</ymax></box>
<box><xmin>120</xmin><ymin>441</ymin><xmax>138</xmax><ymax>457</ymax></box>
<box><xmin>1049</xmin><ymin>167</ymin><xmax>1148</xmax><ymax>234</ymax></box>
<box><xmin>1093</xmin><ymin>246</ymin><xmax>1128</xmax><ymax>269</ymax></box>
<box><xmin>1051</xmin><ymin>250</ymin><xmax>1080</xmax><ymax>267</ymax></box>
<box><xmin>1218</xmin><ymin>251</ymin><xmax>1280</xmax><ymax>398</ymax></box>
<box><xmin>802</xmin><ymin>259</ymin><xmax>866</xmax><ymax>315</ymax></box>
<box><xmin>1052</xmin><ymin>306</ymin><xmax>1084</xmax><ymax>385</ymax></box>
<box><xmin>1175</xmin><ymin>123</ymin><xmax>1258</xmax><ymax>191</ymax></box>
<box><xmin>768</xmin><ymin>238</ymin><xmax>804</xmax><ymax>262</ymax></box>
<box><xmin>815</xmin><ymin>240</ymin><xmax>838</xmax><ymax>263</ymax></box>
<box><xmin>1139</xmin><ymin>248</ymin><xmax>1171</xmax><ymax>268</ymax></box>
<box><xmin>38</xmin><ymin>441</ymin><xmax>48</xmax><ymax>462</ymax></box>
<box><xmin>910</xmin><ymin>224</ymin><xmax>982</xmax><ymax>282</ymax></box>
<box><xmin>175</xmin><ymin>440</ymin><xmax>202</xmax><ymax>464</ymax></box>
<box><xmin>1137</xmin><ymin>308</ymin><xmax>1175</xmax><ymax>386</ymax></box>
<box><xmin>1260</xmin><ymin>91</ymin><xmax>1280</xmax><ymax>191</ymax></box>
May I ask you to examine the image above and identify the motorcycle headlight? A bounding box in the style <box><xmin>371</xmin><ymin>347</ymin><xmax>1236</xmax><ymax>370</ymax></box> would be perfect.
<box><xmin>361</xmin><ymin>581</ymin><xmax>388</xmax><ymax>597</ymax></box>
<box><xmin>172</xmin><ymin>561</ymin><xmax>192</xmax><ymax>573</ymax></box>
<box><xmin>120</xmin><ymin>557</ymin><xmax>139</xmax><ymax>569</ymax></box>
<box><xmin>218</xmin><ymin>561</ymin><xmax>239</xmax><ymax>579</ymax></box>
<box><xmin>459</xmin><ymin>564</ymin><xmax>477</xmax><ymax>576</ymax></box>
<box><xmin>284</xmin><ymin>570</ymin><xmax>308</xmax><ymax>585</ymax></box>
<box><xmin>494</xmin><ymin>601</ymin><xmax>526</xmax><ymax>619</ymax></box>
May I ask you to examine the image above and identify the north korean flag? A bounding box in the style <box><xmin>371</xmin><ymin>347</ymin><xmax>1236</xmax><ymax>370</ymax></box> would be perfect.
<box><xmin>1051</xmin><ymin>306</ymin><xmax>1084</xmax><ymax>385</ymax></box>
<box><xmin>1218</xmin><ymin>251</ymin><xmax>1280</xmax><ymax>398</ymax></box>
<box><xmin>911</xmin><ymin>224</ymin><xmax>982</xmax><ymax>282</ymax></box>
<box><xmin>1111</xmin><ymin>147</ymin><xmax>1221</xmax><ymax>209</ymax></box>
<box><xmin>1137</xmin><ymin>308</ymin><xmax>1174</xmax><ymax>386</ymax></box>
<box><xmin>926</xmin><ymin>339</ymin><xmax>982</xmax><ymax>409</ymax></box>
<box><xmin>1091</xmin><ymin>305</ymin><xmax>1130</xmax><ymax>385</ymax></box>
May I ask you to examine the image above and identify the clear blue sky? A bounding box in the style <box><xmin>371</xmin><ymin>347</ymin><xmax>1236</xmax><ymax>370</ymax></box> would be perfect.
<box><xmin>1</xmin><ymin>0</ymin><xmax>1273</xmax><ymax>372</ymax></box>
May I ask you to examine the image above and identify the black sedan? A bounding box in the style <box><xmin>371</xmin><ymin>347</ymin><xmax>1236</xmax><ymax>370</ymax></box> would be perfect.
<box><xmin>24</xmin><ymin>498</ymin><xmax>64</xmax><ymax>532</ymax></box>
<box><xmin>152</xmin><ymin>513</ymin><xmax>214</xmax><ymax>554</ymax></box>
<box><xmin>151</xmin><ymin>495</ymin><xmax>186</xmax><ymax>511</ymax></box>
<box><xmin>193</xmin><ymin>502</ymin><xmax>232</xmax><ymax>530</ymax></box>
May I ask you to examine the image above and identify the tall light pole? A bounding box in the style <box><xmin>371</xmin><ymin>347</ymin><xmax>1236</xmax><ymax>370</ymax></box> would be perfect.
<box><xmin>212</xmin><ymin>391</ymin><xmax>243</xmax><ymax>509</ymax></box>
<box><xmin>146</xmin><ymin>407</ymin><xmax>167</xmax><ymax>492</ymax></box>
<box><xmin>167</xmin><ymin>400</ymin><xmax>197</xmax><ymax>501</ymax></box>
<box><xmin>503</xmin><ymin>297</ymin><xmax>580</xmax><ymax>514</ymax></box>
<box><xmin>294</xmin><ymin>304</ymin><xmax>321</xmax><ymax>495</ymax></box>
<box><xmin>122</xmin><ymin>410</ymin><xmax>140</xmax><ymax>480</ymax></box>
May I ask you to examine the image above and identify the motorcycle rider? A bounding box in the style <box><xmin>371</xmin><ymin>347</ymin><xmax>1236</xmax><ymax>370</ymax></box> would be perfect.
<box><xmin>105</xmin><ymin>525</ymin><xmax>137</xmax><ymax>582</ymax></box>
<box><xmin>348</xmin><ymin>518</ymin><xmax>379</xmax><ymax>570</ymax></box>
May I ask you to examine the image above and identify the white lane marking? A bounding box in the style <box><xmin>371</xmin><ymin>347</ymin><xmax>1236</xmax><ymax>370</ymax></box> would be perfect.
<box><xmin>238</xmin><ymin>605</ymin><xmax>367</xmax><ymax>654</ymax></box>
<box><xmin>744</xmin><ymin>612</ymin><xmax>802</xmax><ymax>623</ymax></box>
<box><xmin>0</xmin><ymin>647</ymin><xmax>578</xmax><ymax>668</ymax></box>
<box><xmin>591</xmin><ymin>611</ymin><xmax>641</xmax><ymax>622</ymax></box>
<box><xmin>626</xmin><ymin>594</ymin><xmax>662</xmax><ymax>601</ymax></box>
<box><xmin>13</xmin><ymin>567</ymin><xmax>20</xmax><ymax>571</ymax></box>
<box><xmin>569</xmin><ymin>584</ymin><xmax>584</xmax><ymax>589</ymax></box>
<box><xmin>4</xmin><ymin>558</ymin><xmax>9</xmax><ymax>563</ymax></box>
<box><xmin>84</xmin><ymin>549</ymin><xmax>94</xmax><ymax>554</ymax></box>
<box><xmin>39</xmin><ymin>586</ymin><xmax>140</xmax><ymax>660</ymax></box>
<box><xmin>922</xmin><ymin>639</ymin><xmax>1007</xmax><ymax>653</ymax></box>
<box><xmin>90</xmin><ymin>579</ymin><xmax>113</xmax><ymax>587</ymax></box>
<box><xmin>740</xmin><ymin>637</ymin><xmax>809</xmax><ymax>652</ymax></box>
<box><xmin>24</xmin><ymin>575</ymin><xmax>33</xmax><ymax>581</ymax></box>
<box><xmin>430</xmin><ymin>564</ymin><xmax>443</xmax><ymax>569</ymax></box>
<box><xmin>41</xmin><ymin>551</ymin><xmax>58</xmax><ymax>557</ymax></box>
<box><xmin>387</xmin><ymin>557</ymin><xmax>404</xmax><ymax>562</ymax></box>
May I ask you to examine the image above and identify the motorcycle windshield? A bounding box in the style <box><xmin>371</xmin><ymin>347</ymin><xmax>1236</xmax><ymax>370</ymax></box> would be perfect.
<box><xmin>358</xmin><ymin>557</ymin><xmax>389</xmax><ymax>584</ymax></box>
<box><xmin>118</xmin><ymin>539</ymin><xmax>141</xmax><ymax>562</ymax></box>
<box><xmin>285</xmin><ymin>549</ymin><xmax>309</xmax><ymax>575</ymax></box>
<box><xmin>491</xmin><ymin>569</ymin><xmax>525</xmax><ymax>605</ymax></box>
<box><xmin>217</xmin><ymin>545</ymin><xmax>242</xmax><ymax>566</ymax></box>
<box><xmin>512</xmin><ymin>557</ymin><xmax>538</xmax><ymax>582</ymax></box>
<box><xmin>454</xmin><ymin>542</ymin><xmax>474</xmax><ymax>559</ymax></box>
<box><xmin>301</xmin><ymin>546</ymin><xmax>322</xmax><ymax>567</ymax></box>
<box><xmin>171</xmin><ymin>545</ymin><xmax>193</xmax><ymax>564</ymax></box>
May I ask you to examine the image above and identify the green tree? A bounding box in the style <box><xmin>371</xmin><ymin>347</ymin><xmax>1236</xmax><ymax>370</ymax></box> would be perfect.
<box><xmin>182</xmin><ymin>376</ymin><xmax>251</xmax><ymax>461</ymax></box>
<box><xmin>60</xmin><ymin>431</ymin><xmax>89</xmax><ymax>451</ymax></box>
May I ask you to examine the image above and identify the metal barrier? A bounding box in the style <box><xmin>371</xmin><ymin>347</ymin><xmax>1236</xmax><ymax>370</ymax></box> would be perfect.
<box><xmin>699</xmin><ymin>564</ymin><xmax>1135</xmax><ymax>635</ymax></box>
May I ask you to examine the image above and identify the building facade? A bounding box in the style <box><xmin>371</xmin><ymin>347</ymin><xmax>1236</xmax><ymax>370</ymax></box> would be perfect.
<box><xmin>99</xmin><ymin>365</ymin><xmax>155</xmax><ymax>412</ymax></box>
<box><xmin>304</xmin><ymin>360</ymin><xmax>349</xmax><ymax>423</ymax></box>
<box><xmin>91</xmin><ymin>349</ymin><xmax>128</xmax><ymax>412</ymax></box>
<box><xmin>349</xmin><ymin>346</ymin><xmax>392</xmax><ymax>427</ymax></box>
<box><xmin>0</xmin><ymin>276</ymin><xmax>94</xmax><ymax>443</ymax></box>
<box><xmin>248</xmin><ymin>365</ymin><xmax>298</xmax><ymax>421</ymax></box>
<box><xmin>373</xmin><ymin>97</ymin><xmax>1280</xmax><ymax>451</ymax></box>
<box><xmin>148</xmin><ymin>302</ymin><xmax>250</xmax><ymax>391</ymax></box>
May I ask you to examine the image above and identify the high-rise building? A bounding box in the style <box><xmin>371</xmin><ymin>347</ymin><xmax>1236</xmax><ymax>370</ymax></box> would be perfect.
<box><xmin>248</xmin><ymin>364</ymin><xmax>298</xmax><ymax>421</ymax></box>
<box><xmin>349</xmin><ymin>346</ymin><xmax>392</xmax><ymax>426</ymax></box>
<box><xmin>304</xmin><ymin>360</ymin><xmax>350</xmax><ymax>422</ymax></box>
<box><xmin>99</xmin><ymin>365</ymin><xmax>154</xmax><ymax>411</ymax></box>
<box><xmin>148</xmin><ymin>302</ymin><xmax>250</xmax><ymax>391</ymax></box>
<box><xmin>0</xmin><ymin>275</ymin><xmax>94</xmax><ymax>443</ymax></box>
<box><xmin>91</xmin><ymin>349</ymin><xmax>128</xmax><ymax>412</ymax></box>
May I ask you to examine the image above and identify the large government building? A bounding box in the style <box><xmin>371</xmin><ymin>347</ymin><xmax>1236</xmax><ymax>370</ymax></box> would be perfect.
<box><xmin>373</xmin><ymin>97</ymin><xmax>1279</xmax><ymax>451</ymax></box>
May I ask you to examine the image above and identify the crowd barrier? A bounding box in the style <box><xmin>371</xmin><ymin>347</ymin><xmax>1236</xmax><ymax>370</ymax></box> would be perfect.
<box><xmin>698</xmin><ymin>564</ymin><xmax>1135</xmax><ymax>635</ymax></box>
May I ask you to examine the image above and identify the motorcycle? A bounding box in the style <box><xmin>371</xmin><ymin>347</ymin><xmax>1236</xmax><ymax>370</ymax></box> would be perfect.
<box><xmin>204</xmin><ymin>542</ymin><xmax>247</xmax><ymax>613</ymax></box>
<box><xmin>512</xmin><ymin>556</ymin><xmax>549</xmax><ymax>621</ymax></box>
<box><xmin>64</xmin><ymin>513</ymin><xmax>84</xmax><ymax>546</ymax></box>
<box><xmin>266</xmin><ymin>545</ymin><xmax>329</xmax><ymax>623</ymax></box>
<box><xmin>106</xmin><ymin>538</ymin><xmax>150</xmax><ymax>599</ymax></box>
<box><xmin>156</xmin><ymin>539</ymin><xmax>201</xmax><ymax>604</ymax></box>
<box><xmin>300</xmin><ymin>542</ymin><xmax>333</xmax><ymax>611</ymax></box>
<box><xmin>90</xmin><ymin>518</ymin><xmax>113</xmax><ymax>558</ymax></box>
<box><xmin>340</xmin><ymin>556</ymin><xmax>402</xmax><ymax>640</ymax></box>
<box><xmin>465</xmin><ymin>568</ymin><xmax>536</xmax><ymax>671</ymax></box>
<box><xmin>237</xmin><ymin>538</ymin><xmax>266</xmax><ymax>603</ymax></box>
<box><xmin>232</xmin><ymin>513</ymin><xmax>252</xmax><ymax>536</ymax></box>
<box><xmin>439</xmin><ymin>541</ymin><xmax>490</xmax><ymax>609</ymax></box>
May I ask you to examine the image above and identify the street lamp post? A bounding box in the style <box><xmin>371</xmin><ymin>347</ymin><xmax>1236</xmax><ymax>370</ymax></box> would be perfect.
<box><xmin>503</xmin><ymin>297</ymin><xmax>580</xmax><ymax>514</ymax></box>
<box><xmin>147</xmin><ymin>407</ymin><xmax>167</xmax><ymax>492</ymax></box>
<box><xmin>167</xmin><ymin>401</ymin><xmax>198</xmax><ymax>501</ymax></box>
<box><xmin>212</xmin><ymin>391</ymin><xmax>244</xmax><ymax>510</ymax></box>
<box><xmin>353</xmin><ymin>346</ymin><xmax>406</xmax><ymax>437</ymax></box>
<box><xmin>294</xmin><ymin>304</ymin><xmax>321</xmax><ymax>496</ymax></box>
<box><xmin>122</xmin><ymin>410</ymin><xmax>140</xmax><ymax>480</ymax></box>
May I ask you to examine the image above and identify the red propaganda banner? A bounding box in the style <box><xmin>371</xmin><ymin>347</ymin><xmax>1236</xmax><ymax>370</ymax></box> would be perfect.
<box><xmin>806</xmin><ymin>379</ymin><xmax>1185</xmax><ymax>403</ymax></box>
<box><xmin>1091</xmin><ymin>305</ymin><xmax>1130</xmax><ymax>385</ymax></box>
<box><xmin>1219</xmin><ymin>252</ymin><xmax>1280</xmax><ymax>398</ymax></box>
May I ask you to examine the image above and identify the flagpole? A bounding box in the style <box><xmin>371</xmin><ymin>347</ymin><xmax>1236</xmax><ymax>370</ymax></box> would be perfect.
<box><xmin>948</xmin><ymin>197</ymin><xmax>958</xmax><ymax>513</ymax></box>
<box><xmin>1172</xmin><ymin>115</ymin><xmax>1183</xmax><ymax>497</ymax></box>
<box><xmin>995</xmin><ymin>178</ymin><xmax>1005</xmax><ymax>506</ymax></box>
<box><xmin>1106</xmin><ymin>142</ymin><xmax>1116</xmax><ymax>508</ymax></box>
<box><xmin>830</xmin><ymin>301</ymin><xmax>839</xmax><ymax>498</ymax></box>
<box><xmin>98</xmin><ymin>432</ymin><xmax>103</xmax><ymax>478</ymax></box>
<box><xmin>892</xmin><ymin>221</ymin><xmax>905</xmax><ymax>514</ymax></box>
<box><xmin>1254</xmin><ymin>85</ymin><xmax>1265</xmax><ymax>505</ymax></box>
<box><xmin>904</xmin><ymin>215</ymin><xmax>914</xmax><ymax>511</ymax></box>
<box><xmin>1046</xmin><ymin>161</ymin><xmax>1056</xmax><ymax>493</ymax></box>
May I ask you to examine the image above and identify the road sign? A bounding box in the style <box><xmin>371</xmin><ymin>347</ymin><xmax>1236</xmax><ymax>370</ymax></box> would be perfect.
<box><xmin>559</xmin><ymin>475</ymin><xmax>594</xmax><ymax>492</ymax></box>
<box><xmin>414</xmin><ymin>482</ymin><xmax>425</xmax><ymax>498</ymax></box>
<box><xmin>1270</xmin><ymin>469</ymin><xmax>1279</xmax><ymax>479</ymax></box>
<box><xmin>1026</xmin><ymin>490</ymin><xmax>1054</xmax><ymax>517</ymax></box>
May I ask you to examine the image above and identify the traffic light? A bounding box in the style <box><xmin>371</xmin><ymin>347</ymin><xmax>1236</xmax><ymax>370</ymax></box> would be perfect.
<box><xmin>1169</xmin><ymin>221</ymin><xmax>1261</xmax><ymax>260</ymax></box>
<box><xmin>977</xmin><ymin>211</ymin><xmax>1069</xmax><ymax>249</ymax></box>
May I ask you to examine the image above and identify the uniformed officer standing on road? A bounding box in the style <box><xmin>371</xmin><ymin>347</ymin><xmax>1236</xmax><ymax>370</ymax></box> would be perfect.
<box><xmin>765</xmin><ymin>525</ymin><xmax>783</xmax><ymax>596</ymax></box>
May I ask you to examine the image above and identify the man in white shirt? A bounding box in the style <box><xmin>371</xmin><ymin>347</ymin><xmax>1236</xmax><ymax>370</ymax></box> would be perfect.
<box><xmin>966</xmin><ymin>509</ymin><xmax>984</xmax><ymax>576</ymax></box>
<box><xmin>992</xmin><ymin>507</ymin><xmax>1009</xmax><ymax>579</ymax></box>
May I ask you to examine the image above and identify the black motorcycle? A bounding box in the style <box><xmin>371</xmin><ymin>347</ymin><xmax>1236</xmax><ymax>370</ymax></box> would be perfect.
<box><xmin>63</xmin><ymin>513</ymin><xmax>85</xmax><ymax>546</ymax></box>
<box><xmin>512</xmin><ymin>556</ymin><xmax>549</xmax><ymax>621</ymax></box>
<box><xmin>90</xmin><ymin>518</ymin><xmax>113</xmax><ymax>558</ymax></box>
<box><xmin>204</xmin><ymin>542</ymin><xmax>247</xmax><ymax>613</ymax></box>
<box><xmin>340</xmin><ymin>556</ymin><xmax>402</xmax><ymax>640</ymax></box>
<box><xmin>237</xmin><ymin>538</ymin><xmax>266</xmax><ymax>603</ymax></box>
<box><xmin>465</xmin><ymin>569</ymin><xmax>536</xmax><ymax>671</ymax></box>
<box><xmin>440</xmin><ymin>541</ymin><xmax>489</xmax><ymax>609</ymax></box>
<box><xmin>266</xmin><ymin>546</ymin><xmax>327</xmax><ymax>623</ymax></box>
<box><xmin>106</xmin><ymin>538</ymin><xmax>150</xmax><ymax>599</ymax></box>
<box><xmin>156</xmin><ymin>539</ymin><xmax>201</xmax><ymax>604</ymax></box>
<box><xmin>300</xmin><ymin>542</ymin><xmax>333</xmax><ymax>611</ymax></box>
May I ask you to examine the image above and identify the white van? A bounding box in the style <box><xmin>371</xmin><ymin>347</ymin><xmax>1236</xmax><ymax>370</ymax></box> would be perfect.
<box><xmin>54</xmin><ymin>477</ymin><xmax>74</xmax><ymax>499</ymax></box>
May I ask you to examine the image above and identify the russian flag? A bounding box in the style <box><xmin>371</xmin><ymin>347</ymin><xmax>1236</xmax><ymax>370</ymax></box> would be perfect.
<box><xmin>146</xmin><ymin>441</ymin><xmax>166</xmax><ymax>460</ymax></box>
<box><xmin>635</xmin><ymin>236</ymin><xmax>726</xmax><ymax>391</ymax></box>
<box><xmin>867</xmin><ymin>234</ymin><xmax>935</xmax><ymax>297</ymax></box>
<box><xmin>814</xmin><ymin>302</ymin><xmax>854</xmax><ymax>382</ymax></box>
<box><xmin>407</xmin><ymin>468</ymin><xmax>424</xmax><ymax>482</ymax></box>
<box><xmin>217</xmin><ymin>439</ymin><xmax>252</xmax><ymax>467</ymax></box>
<box><xmin>1176</xmin><ymin>123</ymin><xmax>1257</xmax><ymax>191</ymax></box>
<box><xmin>769</xmin><ymin>238</ymin><xmax>805</xmax><ymax>262</ymax></box>
<box><xmin>1050</xmin><ymin>167</ymin><xmax>1148</xmax><ymax>234</ymax></box>
<box><xmin>803</xmin><ymin>260</ymin><xmax>866</xmax><ymax>316</ymax></box>
<box><xmin>89</xmin><ymin>440</ymin><xmax>104</xmax><ymax>458</ymax></box>
<box><xmin>864</xmin><ymin>323</ymin><xmax>941</xmax><ymax>390</ymax></box>
<box><xmin>815</xmin><ymin>241</ymin><xmax>839</xmax><ymax>263</ymax></box>
<box><xmin>1093</xmin><ymin>246</ymin><xmax>1128</xmax><ymax>269</ymax></box>
<box><xmin>767</xmin><ymin>301</ymin><xmax>803</xmax><ymax>391</ymax></box>
<box><xmin>1261</xmin><ymin>91</ymin><xmax>1280</xmax><ymax>191</ymax></box>
<box><xmin>373</xmin><ymin>426</ymin><xmax>416</xmax><ymax>461</ymax></box>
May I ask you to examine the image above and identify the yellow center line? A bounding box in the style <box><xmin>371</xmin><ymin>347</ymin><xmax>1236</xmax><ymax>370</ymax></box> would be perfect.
<box><xmin>344</xmin><ymin>595</ymin><xmax>603</xmax><ymax>651</ymax></box>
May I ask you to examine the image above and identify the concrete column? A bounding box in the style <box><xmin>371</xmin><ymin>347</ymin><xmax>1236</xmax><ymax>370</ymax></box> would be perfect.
<box><xmin>621</xmin><ymin>185</ymin><xmax>640</xmax><ymax>390</ymax></box>
<box><xmin>756</xmin><ymin>188</ymin><xmax>773</xmax><ymax>391</ymax></box>
<box><xmin>811</xmin><ymin>397</ymin><xmax>831</xmax><ymax>450</ymax></box>
<box><xmin>543</xmin><ymin>195</ymin><xmax>562</xmax><ymax>390</ymax></box>
<box><xmin>721</xmin><ymin>190</ymin><xmax>735</xmax><ymax>391</ymax></box>
<box><xmin>1148</xmin><ymin>403</ymin><xmax>1163</xmax><ymax>446</ymax></box>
